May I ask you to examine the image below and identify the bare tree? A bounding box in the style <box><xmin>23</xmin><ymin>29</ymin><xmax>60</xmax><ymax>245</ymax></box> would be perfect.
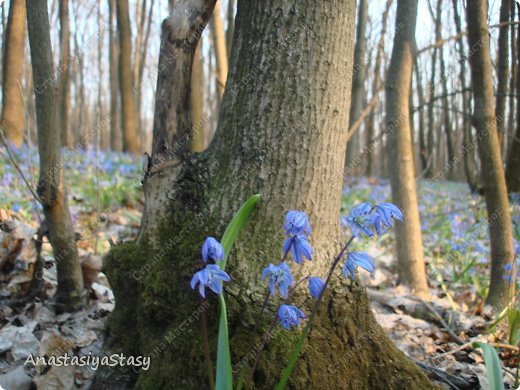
<box><xmin>346</xmin><ymin>0</ymin><xmax>368</xmax><ymax>174</ymax></box>
<box><xmin>1</xmin><ymin>0</ymin><xmax>26</xmax><ymax>148</ymax></box>
<box><xmin>116</xmin><ymin>0</ymin><xmax>140</xmax><ymax>154</ymax></box>
<box><xmin>57</xmin><ymin>0</ymin><xmax>71</xmax><ymax>149</ymax></box>
<box><xmin>506</xmin><ymin>3</ymin><xmax>520</xmax><ymax>193</ymax></box>
<box><xmin>26</xmin><ymin>0</ymin><xmax>85</xmax><ymax>312</ymax></box>
<box><xmin>452</xmin><ymin>0</ymin><xmax>479</xmax><ymax>192</ymax></box>
<box><xmin>386</xmin><ymin>0</ymin><xmax>429</xmax><ymax>298</ymax></box>
<box><xmin>366</xmin><ymin>0</ymin><xmax>392</xmax><ymax>176</ymax></box>
<box><xmin>210</xmin><ymin>0</ymin><xmax>228</xmax><ymax>101</ymax></box>
<box><xmin>109</xmin><ymin>0</ymin><xmax>121</xmax><ymax>151</ymax></box>
<box><xmin>466</xmin><ymin>0</ymin><xmax>515</xmax><ymax>308</ymax></box>
<box><xmin>496</xmin><ymin>0</ymin><xmax>511</xmax><ymax>150</ymax></box>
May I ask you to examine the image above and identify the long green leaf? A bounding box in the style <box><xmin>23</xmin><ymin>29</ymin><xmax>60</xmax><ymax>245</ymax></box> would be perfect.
<box><xmin>474</xmin><ymin>342</ymin><xmax>505</xmax><ymax>390</ymax></box>
<box><xmin>216</xmin><ymin>294</ymin><xmax>233</xmax><ymax>390</ymax></box>
<box><xmin>220</xmin><ymin>193</ymin><xmax>262</xmax><ymax>269</ymax></box>
<box><xmin>216</xmin><ymin>194</ymin><xmax>262</xmax><ymax>390</ymax></box>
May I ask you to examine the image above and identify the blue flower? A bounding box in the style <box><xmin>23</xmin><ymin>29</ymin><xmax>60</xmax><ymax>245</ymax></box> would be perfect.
<box><xmin>308</xmin><ymin>277</ymin><xmax>325</xmax><ymax>299</ymax></box>
<box><xmin>283</xmin><ymin>211</ymin><xmax>311</xmax><ymax>237</ymax></box>
<box><xmin>283</xmin><ymin>235</ymin><xmax>314</xmax><ymax>264</ymax></box>
<box><xmin>11</xmin><ymin>203</ymin><xmax>21</xmax><ymax>213</ymax></box>
<box><xmin>261</xmin><ymin>262</ymin><xmax>294</xmax><ymax>298</ymax></box>
<box><xmin>342</xmin><ymin>252</ymin><xmax>375</xmax><ymax>279</ymax></box>
<box><xmin>278</xmin><ymin>304</ymin><xmax>306</xmax><ymax>330</ymax></box>
<box><xmin>373</xmin><ymin>203</ymin><xmax>403</xmax><ymax>235</ymax></box>
<box><xmin>201</xmin><ymin>237</ymin><xmax>224</xmax><ymax>264</ymax></box>
<box><xmin>345</xmin><ymin>202</ymin><xmax>378</xmax><ymax>237</ymax></box>
<box><xmin>190</xmin><ymin>264</ymin><xmax>231</xmax><ymax>298</ymax></box>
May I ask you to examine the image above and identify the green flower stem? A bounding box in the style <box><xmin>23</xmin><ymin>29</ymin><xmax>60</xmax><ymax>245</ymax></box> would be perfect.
<box><xmin>277</xmin><ymin>235</ymin><xmax>354</xmax><ymax>389</ymax></box>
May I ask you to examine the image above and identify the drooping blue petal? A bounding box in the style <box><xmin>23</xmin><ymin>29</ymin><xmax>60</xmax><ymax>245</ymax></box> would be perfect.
<box><xmin>308</xmin><ymin>277</ymin><xmax>325</xmax><ymax>299</ymax></box>
<box><xmin>190</xmin><ymin>264</ymin><xmax>231</xmax><ymax>298</ymax></box>
<box><xmin>201</xmin><ymin>237</ymin><xmax>225</xmax><ymax>263</ymax></box>
<box><xmin>287</xmin><ymin>235</ymin><xmax>314</xmax><ymax>264</ymax></box>
<box><xmin>345</xmin><ymin>202</ymin><xmax>377</xmax><ymax>237</ymax></box>
<box><xmin>278</xmin><ymin>304</ymin><xmax>306</xmax><ymax>330</ymax></box>
<box><xmin>342</xmin><ymin>252</ymin><xmax>375</xmax><ymax>279</ymax></box>
<box><xmin>283</xmin><ymin>211</ymin><xmax>312</xmax><ymax>236</ymax></box>
<box><xmin>373</xmin><ymin>203</ymin><xmax>403</xmax><ymax>235</ymax></box>
<box><xmin>261</xmin><ymin>262</ymin><xmax>294</xmax><ymax>298</ymax></box>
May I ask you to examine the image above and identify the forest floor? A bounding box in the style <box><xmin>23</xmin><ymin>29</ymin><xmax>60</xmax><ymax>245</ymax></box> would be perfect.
<box><xmin>0</xmin><ymin>148</ymin><xmax>518</xmax><ymax>389</ymax></box>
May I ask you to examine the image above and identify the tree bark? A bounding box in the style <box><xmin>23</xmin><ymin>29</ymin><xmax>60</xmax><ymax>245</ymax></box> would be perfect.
<box><xmin>505</xmin><ymin>3</ymin><xmax>520</xmax><ymax>193</ymax></box>
<box><xmin>345</xmin><ymin>0</ymin><xmax>368</xmax><ymax>175</ymax></box>
<box><xmin>190</xmin><ymin>41</ymin><xmax>206</xmax><ymax>152</ymax></box>
<box><xmin>466</xmin><ymin>0</ymin><xmax>515</xmax><ymax>308</ymax></box>
<box><xmin>116</xmin><ymin>0</ymin><xmax>140</xmax><ymax>154</ymax></box>
<box><xmin>386</xmin><ymin>0</ymin><xmax>429</xmax><ymax>299</ymax></box>
<box><xmin>94</xmin><ymin>0</ymin><xmax>434</xmax><ymax>388</ymax></box>
<box><xmin>496</xmin><ymin>0</ymin><xmax>511</xmax><ymax>151</ymax></box>
<box><xmin>1</xmin><ymin>0</ymin><xmax>26</xmax><ymax>148</ymax></box>
<box><xmin>26</xmin><ymin>0</ymin><xmax>85</xmax><ymax>312</ymax></box>
<box><xmin>452</xmin><ymin>0</ymin><xmax>479</xmax><ymax>193</ymax></box>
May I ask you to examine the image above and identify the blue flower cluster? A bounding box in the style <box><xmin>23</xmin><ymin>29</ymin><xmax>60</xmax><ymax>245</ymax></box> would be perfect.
<box><xmin>190</xmin><ymin>203</ymin><xmax>403</xmax><ymax>332</ymax></box>
<box><xmin>191</xmin><ymin>237</ymin><xmax>231</xmax><ymax>298</ymax></box>
<box><xmin>344</xmin><ymin>202</ymin><xmax>403</xmax><ymax>237</ymax></box>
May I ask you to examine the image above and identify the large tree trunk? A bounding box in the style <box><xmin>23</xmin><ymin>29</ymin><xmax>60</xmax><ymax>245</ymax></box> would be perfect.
<box><xmin>116</xmin><ymin>0</ymin><xmax>140</xmax><ymax>154</ymax></box>
<box><xmin>26</xmin><ymin>0</ymin><xmax>85</xmax><ymax>312</ymax></box>
<box><xmin>505</xmin><ymin>3</ymin><xmax>520</xmax><ymax>193</ymax></box>
<box><xmin>496</xmin><ymin>0</ymin><xmax>511</xmax><ymax>151</ymax></box>
<box><xmin>1</xmin><ymin>0</ymin><xmax>26</xmax><ymax>148</ymax></box>
<box><xmin>345</xmin><ymin>0</ymin><xmax>368</xmax><ymax>175</ymax></box>
<box><xmin>386</xmin><ymin>0</ymin><xmax>429</xmax><ymax>299</ymax></box>
<box><xmin>466</xmin><ymin>0</ymin><xmax>515</xmax><ymax>308</ymax></box>
<box><xmin>94</xmin><ymin>1</ymin><xmax>433</xmax><ymax>388</ymax></box>
<box><xmin>452</xmin><ymin>0</ymin><xmax>479</xmax><ymax>193</ymax></box>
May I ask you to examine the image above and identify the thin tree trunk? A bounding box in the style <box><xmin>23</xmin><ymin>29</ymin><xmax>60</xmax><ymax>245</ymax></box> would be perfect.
<box><xmin>210</xmin><ymin>0</ymin><xmax>228</xmax><ymax>101</ymax></box>
<box><xmin>366</xmin><ymin>0</ymin><xmax>392</xmax><ymax>177</ymax></box>
<box><xmin>109</xmin><ymin>0</ymin><xmax>121</xmax><ymax>151</ymax></box>
<box><xmin>346</xmin><ymin>0</ymin><xmax>368</xmax><ymax>174</ymax></box>
<box><xmin>1</xmin><ymin>0</ymin><xmax>26</xmax><ymax>148</ymax></box>
<box><xmin>94</xmin><ymin>0</ymin><xmax>434</xmax><ymax>388</ymax></box>
<box><xmin>452</xmin><ymin>0</ymin><xmax>479</xmax><ymax>193</ymax></box>
<box><xmin>426</xmin><ymin>51</ymin><xmax>437</xmax><ymax>178</ymax></box>
<box><xmin>116</xmin><ymin>0</ymin><xmax>140</xmax><ymax>154</ymax></box>
<box><xmin>466</xmin><ymin>0</ymin><xmax>515</xmax><ymax>308</ymax></box>
<box><xmin>437</xmin><ymin>3</ymin><xmax>455</xmax><ymax>178</ymax></box>
<box><xmin>26</xmin><ymin>0</ymin><xmax>85</xmax><ymax>312</ymax></box>
<box><xmin>505</xmin><ymin>3</ymin><xmax>520</xmax><ymax>193</ymax></box>
<box><xmin>496</xmin><ymin>0</ymin><xmax>511</xmax><ymax>151</ymax></box>
<box><xmin>386</xmin><ymin>0</ymin><xmax>429</xmax><ymax>299</ymax></box>
<box><xmin>57</xmin><ymin>0</ymin><xmax>71</xmax><ymax>149</ymax></box>
<box><xmin>414</xmin><ymin>53</ymin><xmax>428</xmax><ymax>175</ymax></box>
